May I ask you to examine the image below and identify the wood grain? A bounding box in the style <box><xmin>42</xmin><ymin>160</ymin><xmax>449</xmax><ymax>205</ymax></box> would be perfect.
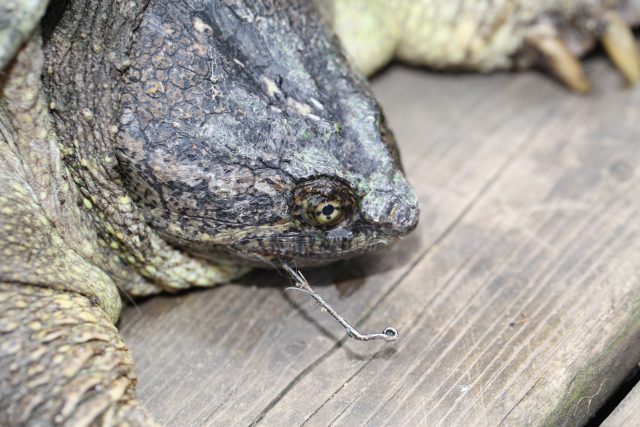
<box><xmin>602</xmin><ymin>382</ymin><xmax>640</xmax><ymax>426</ymax></box>
<box><xmin>120</xmin><ymin>59</ymin><xmax>640</xmax><ymax>426</ymax></box>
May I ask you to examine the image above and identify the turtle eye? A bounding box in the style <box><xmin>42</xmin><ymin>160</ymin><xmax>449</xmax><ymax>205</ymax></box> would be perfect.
<box><xmin>305</xmin><ymin>199</ymin><xmax>344</xmax><ymax>227</ymax></box>
<box><xmin>293</xmin><ymin>177</ymin><xmax>356</xmax><ymax>229</ymax></box>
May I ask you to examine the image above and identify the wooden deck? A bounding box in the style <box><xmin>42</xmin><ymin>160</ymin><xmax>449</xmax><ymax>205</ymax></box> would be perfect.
<box><xmin>120</xmin><ymin>58</ymin><xmax>640</xmax><ymax>426</ymax></box>
<box><xmin>603</xmin><ymin>382</ymin><xmax>640</xmax><ymax>426</ymax></box>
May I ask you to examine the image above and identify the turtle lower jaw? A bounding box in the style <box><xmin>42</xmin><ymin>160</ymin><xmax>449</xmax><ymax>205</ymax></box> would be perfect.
<box><xmin>227</xmin><ymin>231</ymin><xmax>409</xmax><ymax>268</ymax></box>
<box><xmin>248</xmin><ymin>242</ymin><xmax>393</xmax><ymax>268</ymax></box>
<box><xmin>170</xmin><ymin>230</ymin><xmax>397</xmax><ymax>268</ymax></box>
<box><xmin>156</xmin><ymin>216</ymin><xmax>419</xmax><ymax>268</ymax></box>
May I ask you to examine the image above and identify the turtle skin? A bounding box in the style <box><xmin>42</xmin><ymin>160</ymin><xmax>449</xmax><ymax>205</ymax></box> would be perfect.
<box><xmin>1</xmin><ymin>0</ymin><xmax>639</xmax><ymax>426</ymax></box>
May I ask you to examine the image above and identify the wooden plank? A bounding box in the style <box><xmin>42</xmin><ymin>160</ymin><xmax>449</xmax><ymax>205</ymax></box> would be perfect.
<box><xmin>120</xmin><ymin>59</ymin><xmax>640</xmax><ymax>426</ymax></box>
<box><xmin>603</xmin><ymin>381</ymin><xmax>640</xmax><ymax>426</ymax></box>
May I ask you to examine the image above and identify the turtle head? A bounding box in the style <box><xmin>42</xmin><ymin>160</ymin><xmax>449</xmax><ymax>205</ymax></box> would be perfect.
<box><xmin>116</xmin><ymin>0</ymin><xmax>419</xmax><ymax>267</ymax></box>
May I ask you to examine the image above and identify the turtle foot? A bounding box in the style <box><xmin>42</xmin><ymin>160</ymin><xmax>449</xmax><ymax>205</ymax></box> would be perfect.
<box><xmin>526</xmin><ymin>9</ymin><xmax>640</xmax><ymax>92</ymax></box>
<box><xmin>0</xmin><ymin>283</ymin><xmax>160</xmax><ymax>426</ymax></box>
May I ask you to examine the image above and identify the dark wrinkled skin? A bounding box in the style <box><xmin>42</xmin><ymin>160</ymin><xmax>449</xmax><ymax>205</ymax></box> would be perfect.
<box><xmin>117</xmin><ymin>0</ymin><xmax>419</xmax><ymax>267</ymax></box>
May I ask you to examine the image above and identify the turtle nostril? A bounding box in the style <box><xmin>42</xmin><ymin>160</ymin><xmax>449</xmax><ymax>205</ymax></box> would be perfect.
<box><xmin>360</xmin><ymin>194</ymin><xmax>420</xmax><ymax>236</ymax></box>
<box><xmin>359</xmin><ymin>172</ymin><xmax>420</xmax><ymax>236</ymax></box>
<box><xmin>390</xmin><ymin>199</ymin><xmax>420</xmax><ymax>234</ymax></box>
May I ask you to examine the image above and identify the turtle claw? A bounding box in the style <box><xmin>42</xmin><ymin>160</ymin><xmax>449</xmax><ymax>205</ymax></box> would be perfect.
<box><xmin>527</xmin><ymin>8</ymin><xmax>640</xmax><ymax>93</ymax></box>
<box><xmin>528</xmin><ymin>30</ymin><xmax>591</xmax><ymax>93</ymax></box>
<box><xmin>601</xmin><ymin>11</ymin><xmax>640</xmax><ymax>85</ymax></box>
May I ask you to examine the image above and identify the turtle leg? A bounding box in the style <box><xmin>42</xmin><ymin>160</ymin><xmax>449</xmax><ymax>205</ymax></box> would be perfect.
<box><xmin>324</xmin><ymin>0</ymin><xmax>404</xmax><ymax>76</ymax></box>
<box><xmin>328</xmin><ymin>0</ymin><xmax>640</xmax><ymax>92</ymax></box>
<box><xmin>0</xmin><ymin>30</ymin><xmax>158</xmax><ymax>426</ymax></box>
<box><xmin>525</xmin><ymin>8</ymin><xmax>640</xmax><ymax>93</ymax></box>
<box><xmin>0</xmin><ymin>282</ymin><xmax>159</xmax><ymax>426</ymax></box>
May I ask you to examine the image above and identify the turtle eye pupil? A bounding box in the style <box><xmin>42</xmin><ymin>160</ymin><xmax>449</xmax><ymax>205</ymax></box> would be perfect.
<box><xmin>302</xmin><ymin>199</ymin><xmax>345</xmax><ymax>227</ymax></box>
<box><xmin>312</xmin><ymin>200</ymin><xmax>343</xmax><ymax>226</ymax></box>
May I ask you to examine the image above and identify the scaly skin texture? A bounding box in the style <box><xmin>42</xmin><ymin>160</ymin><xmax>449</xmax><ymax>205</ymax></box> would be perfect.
<box><xmin>0</xmin><ymin>29</ymin><xmax>157</xmax><ymax>424</ymax></box>
<box><xmin>44</xmin><ymin>0</ymin><xmax>248</xmax><ymax>295</ymax></box>
<box><xmin>0</xmin><ymin>27</ymin><xmax>155</xmax><ymax>426</ymax></box>
<box><xmin>0</xmin><ymin>283</ymin><xmax>157</xmax><ymax>425</ymax></box>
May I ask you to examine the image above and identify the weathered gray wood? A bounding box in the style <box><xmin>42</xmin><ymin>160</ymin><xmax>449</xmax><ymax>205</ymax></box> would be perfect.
<box><xmin>120</xmin><ymin>59</ymin><xmax>640</xmax><ymax>426</ymax></box>
<box><xmin>603</xmin><ymin>381</ymin><xmax>640</xmax><ymax>426</ymax></box>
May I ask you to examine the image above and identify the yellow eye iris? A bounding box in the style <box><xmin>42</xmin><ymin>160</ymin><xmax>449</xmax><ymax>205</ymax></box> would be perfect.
<box><xmin>293</xmin><ymin>177</ymin><xmax>356</xmax><ymax>229</ymax></box>
<box><xmin>312</xmin><ymin>201</ymin><xmax>343</xmax><ymax>225</ymax></box>
<box><xmin>299</xmin><ymin>197</ymin><xmax>346</xmax><ymax>228</ymax></box>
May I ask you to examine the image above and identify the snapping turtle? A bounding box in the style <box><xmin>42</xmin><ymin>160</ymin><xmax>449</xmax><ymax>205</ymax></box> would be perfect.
<box><xmin>0</xmin><ymin>0</ymin><xmax>638</xmax><ymax>425</ymax></box>
<box><xmin>1</xmin><ymin>0</ymin><xmax>418</xmax><ymax>424</ymax></box>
